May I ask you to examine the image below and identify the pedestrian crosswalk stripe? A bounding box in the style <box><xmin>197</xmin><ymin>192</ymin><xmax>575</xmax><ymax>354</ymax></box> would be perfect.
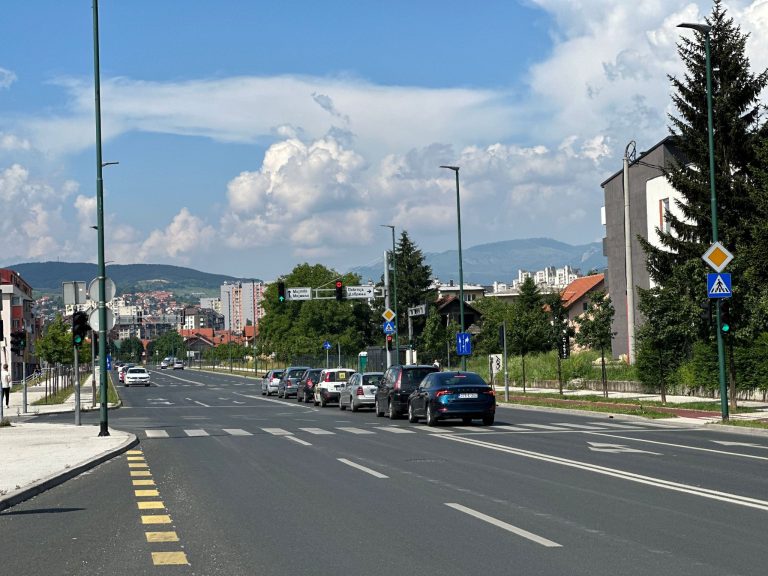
<box><xmin>222</xmin><ymin>428</ymin><xmax>252</xmax><ymax>436</ymax></box>
<box><xmin>586</xmin><ymin>421</ymin><xmax>641</xmax><ymax>429</ymax></box>
<box><xmin>145</xmin><ymin>531</ymin><xmax>179</xmax><ymax>543</ymax></box>
<box><xmin>375</xmin><ymin>426</ymin><xmax>415</xmax><ymax>434</ymax></box>
<box><xmin>146</xmin><ymin>430</ymin><xmax>169</xmax><ymax>438</ymax></box>
<box><xmin>184</xmin><ymin>429</ymin><xmax>209</xmax><ymax>437</ymax></box>
<box><xmin>524</xmin><ymin>424</ymin><xmax>572</xmax><ymax>430</ymax></box>
<box><xmin>550</xmin><ymin>423</ymin><xmax>605</xmax><ymax>430</ymax></box>
<box><xmin>299</xmin><ymin>427</ymin><xmax>335</xmax><ymax>435</ymax></box>
<box><xmin>138</xmin><ymin>501</ymin><xmax>165</xmax><ymax>510</ymax></box>
<box><xmin>335</xmin><ymin>427</ymin><xmax>375</xmax><ymax>434</ymax></box>
<box><xmin>262</xmin><ymin>427</ymin><xmax>292</xmax><ymax>436</ymax></box>
<box><xmin>491</xmin><ymin>425</ymin><xmax>529</xmax><ymax>431</ymax></box>
<box><xmin>151</xmin><ymin>551</ymin><xmax>189</xmax><ymax>566</ymax></box>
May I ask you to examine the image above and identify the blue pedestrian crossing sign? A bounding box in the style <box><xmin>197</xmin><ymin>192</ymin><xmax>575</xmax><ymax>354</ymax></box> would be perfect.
<box><xmin>707</xmin><ymin>273</ymin><xmax>732</xmax><ymax>299</ymax></box>
<box><xmin>382</xmin><ymin>321</ymin><xmax>396</xmax><ymax>335</ymax></box>
<box><xmin>456</xmin><ymin>332</ymin><xmax>472</xmax><ymax>356</ymax></box>
<box><xmin>322</xmin><ymin>340</ymin><xmax>332</xmax><ymax>350</ymax></box>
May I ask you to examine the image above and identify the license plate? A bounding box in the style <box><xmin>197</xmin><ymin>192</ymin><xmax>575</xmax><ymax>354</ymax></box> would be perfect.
<box><xmin>458</xmin><ymin>393</ymin><xmax>478</xmax><ymax>399</ymax></box>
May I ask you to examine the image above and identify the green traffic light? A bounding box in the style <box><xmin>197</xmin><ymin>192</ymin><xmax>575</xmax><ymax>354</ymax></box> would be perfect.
<box><xmin>721</xmin><ymin>323</ymin><xmax>730</xmax><ymax>333</ymax></box>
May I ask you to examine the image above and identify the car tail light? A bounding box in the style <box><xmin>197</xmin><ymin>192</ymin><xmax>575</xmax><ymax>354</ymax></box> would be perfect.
<box><xmin>324</xmin><ymin>373</ymin><xmax>331</xmax><ymax>381</ymax></box>
<box><xmin>356</xmin><ymin>387</ymin><xmax>364</xmax><ymax>396</ymax></box>
<box><xmin>394</xmin><ymin>372</ymin><xmax>402</xmax><ymax>390</ymax></box>
<box><xmin>435</xmin><ymin>389</ymin><xmax>451</xmax><ymax>398</ymax></box>
<box><xmin>484</xmin><ymin>389</ymin><xmax>496</xmax><ymax>396</ymax></box>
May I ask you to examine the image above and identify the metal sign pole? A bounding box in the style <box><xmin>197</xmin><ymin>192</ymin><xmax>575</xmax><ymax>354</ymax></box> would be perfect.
<box><xmin>74</xmin><ymin>346</ymin><xmax>81</xmax><ymax>426</ymax></box>
<box><xmin>503</xmin><ymin>320</ymin><xmax>509</xmax><ymax>402</ymax></box>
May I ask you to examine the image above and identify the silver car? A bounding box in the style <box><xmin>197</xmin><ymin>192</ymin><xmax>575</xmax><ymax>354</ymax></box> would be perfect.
<box><xmin>339</xmin><ymin>372</ymin><xmax>383</xmax><ymax>412</ymax></box>
<box><xmin>261</xmin><ymin>370</ymin><xmax>284</xmax><ymax>396</ymax></box>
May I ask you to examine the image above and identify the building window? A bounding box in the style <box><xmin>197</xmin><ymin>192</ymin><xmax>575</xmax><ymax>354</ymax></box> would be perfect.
<box><xmin>583</xmin><ymin>302</ymin><xmax>589</xmax><ymax>312</ymax></box>
<box><xmin>660</xmin><ymin>198</ymin><xmax>671</xmax><ymax>234</ymax></box>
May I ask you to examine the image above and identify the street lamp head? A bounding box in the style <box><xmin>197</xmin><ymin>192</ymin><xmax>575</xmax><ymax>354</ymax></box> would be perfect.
<box><xmin>678</xmin><ymin>22</ymin><xmax>711</xmax><ymax>34</ymax></box>
<box><xmin>380</xmin><ymin>224</ymin><xmax>395</xmax><ymax>230</ymax></box>
<box><xmin>440</xmin><ymin>165</ymin><xmax>459</xmax><ymax>172</ymax></box>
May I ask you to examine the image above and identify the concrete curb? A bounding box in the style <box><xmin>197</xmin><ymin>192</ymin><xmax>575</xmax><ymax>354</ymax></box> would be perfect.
<box><xmin>0</xmin><ymin>432</ymin><xmax>139</xmax><ymax>513</ymax></box>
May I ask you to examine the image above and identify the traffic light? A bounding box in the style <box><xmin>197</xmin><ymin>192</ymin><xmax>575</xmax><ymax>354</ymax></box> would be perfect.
<box><xmin>720</xmin><ymin>300</ymin><xmax>731</xmax><ymax>334</ymax></box>
<box><xmin>72</xmin><ymin>311</ymin><xmax>89</xmax><ymax>348</ymax></box>
<box><xmin>10</xmin><ymin>331</ymin><xmax>23</xmax><ymax>355</ymax></box>
<box><xmin>277</xmin><ymin>281</ymin><xmax>286</xmax><ymax>303</ymax></box>
<box><xmin>335</xmin><ymin>280</ymin><xmax>344</xmax><ymax>301</ymax></box>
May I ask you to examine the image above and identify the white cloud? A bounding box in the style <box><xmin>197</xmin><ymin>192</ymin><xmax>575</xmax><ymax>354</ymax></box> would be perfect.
<box><xmin>135</xmin><ymin>208</ymin><xmax>215</xmax><ymax>263</ymax></box>
<box><xmin>0</xmin><ymin>67</ymin><xmax>16</xmax><ymax>89</ymax></box>
<box><xmin>0</xmin><ymin>132</ymin><xmax>30</xmax><ymax>151</ymax></box>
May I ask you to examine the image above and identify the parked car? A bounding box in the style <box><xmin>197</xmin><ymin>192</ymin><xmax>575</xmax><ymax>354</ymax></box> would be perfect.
<box><xmin>313</xmin><ymin>368</ymin><xmax>354</xmax><ymax>407</ymax></box>
<box><xmin>173</xmin><ymin>359</ymin><xmax>184</xmax><ymax>370</ymax></box>
<box><xmin>118</xmin><ymin>363</ymin><xmax>136</xmax><ymax>383</ymax></box>
<box><xmin>277</xmin><ymin>366</ymin><xmax>311</xmax><ymax>398</ymax></box>
<box><xmin>375</xmin><ymin>364</ymin><xmax>439</xmax><ymax>419</ymax></box>
<box><xmin>297</xmin><ymin>368</ymin><xmax>322</xmax><ymax>403</ymax></box>
<box><xmin>261</xmin><ymin>370</ymin><xmax>284</xmax><ymax>396</ymax></box>
<box><xmin>339</xmin><ymin>371</ymin><xmax>383</xmax><ymax>412</ymax></box>
<box><xmin>124</xmin><ymin>366</ymin><xmax>151</xmax><ymax>387</ymax></box>
<box><xmin>160</xmin><ymin>357</ymin><xmax>172</xmax><ymax>369</ymax></box>
<box><xmin>407</xmin><ymin>371</ymin><xmax>495</xmax><ymax>426</ymax></box>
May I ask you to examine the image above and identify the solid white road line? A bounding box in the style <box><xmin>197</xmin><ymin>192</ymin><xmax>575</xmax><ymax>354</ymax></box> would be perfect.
<box><xmin>337</xmin><ymin>458</ymin><xmax>389</xmax><ymax>479</ymax></box>
<box><xmin>437</xmin><ymin>434</ymin><xmax>768</xmax><ymax>512</ymax></box>
<box><xmin>145</xmin><ymin>430</ymin><xmax>169</xmax><ymax>438</ymax></box>
<box><xmin>587</xmin><ymin>433</ymin><xmax>768</xmax><ymax>462</ymax></box>
<box><xmin>445</xmin><ymin>503</ymin><xmax>562</xmax><ymax>547</ymax></box>
<box><xmin>223</xmin><ymin>429</ymin><xmax>252</xmax><ymax>436</ymax></box>
<box><xmin>237</xmin><ymin>393</ymin><xmax>315</xmax><ymax>409</ymax></box>
<box><xmin>286</xmin><ymin>436</ymin><xmax>312</xmax><ymax>446</ymax></box>
<box><xmin>184</xmin><ymin>429</ymin><xmax>209</xmax><ymax>437</ymax></box>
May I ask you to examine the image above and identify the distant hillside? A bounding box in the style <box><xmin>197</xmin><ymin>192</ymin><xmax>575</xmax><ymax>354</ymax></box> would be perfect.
<box><xmin>7</xmin><ymin>262</ymin><xmax>250</xmax><ymax>297</ymax></box>
<box><xmin>349</xmin><ymin>238</ymin><xmax>606</xmax><ymax>285</ymax></box>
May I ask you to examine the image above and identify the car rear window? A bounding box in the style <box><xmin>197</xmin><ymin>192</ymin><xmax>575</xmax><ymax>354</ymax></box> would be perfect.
<box><xmin>287</xmin><ymin>369</ymin><xmax>306</xmax><ymax>378</ymax></box>
<box><xmin>272</xmin><ymin>371</ymin><xmax>284</xmax><ymax>377</ymax></box>
<box><xmin>402</xmin><ymin>367</ymin><xmax>438</xmax><ymax>388</ymax></box>
<box><xmin>435</xmin><ymin>373</ymin><xmax>487</xmax><ymax>387</ymax></box>
<box><xmin>128</xmin><ymin>368</ymin><xmax>146</xmax><ymax>374</ymax></box>
<box><xmin>362</xmin><ymin>374</ymin><xmax>382</xmax><ymax>385</ymax></box>
<box><xmin>325</xmin><ymin>370</ymin><xmax>352</xmax><ymax>382</ymax></box>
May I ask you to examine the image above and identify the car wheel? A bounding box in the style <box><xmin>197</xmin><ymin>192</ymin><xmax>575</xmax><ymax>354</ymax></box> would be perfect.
<box><xmin>145</xmin><ymin>383</ymin><xmax>150</xmax><ymax>387</ymax></box>
<box><xmin>262</xmin><ymin>389</ymin><xmax>266</xmax><ymax>396</ymax></box>
<box><xmin>313</xmin><ymin>397</ymin><xmax>319</xmax><ymax>406</ymax></box>
<box><xmin>350</xmin><ymin>398</ymin><xmax>358</xmax><ymax>412</ymax></box>
<box><xmin>426</xmin><ymin>404</ymin><xmax>438</xmax><ymax>427</ymax></box>
<box><xmin>375</xmin><ymin>399</ymin><xmax>384</xmax><ymax>417</ymax></box>
<box><xmin>482</xmin><ymin>414</ymin><xmax>495</xmax><ymax>426</ymax></box>
<box><xmin>388</xmin><ymin>399</ymin><xmax>398</xmax><ymax>420</ymax></box>
<box><xmin>339</xmin><ymin>397</ymin><xmax>346</xmax><ymax>410</ymax></box>
<box><xmin>320</xmin><ymin>396</ymin><xmax>327</xmax><ymax>407</ymax></box>
<box><xmin>408</xmin><ymin>402</ymin><xmax>419</xmax><ymax>423</ymax></box>
<box><xmin>462</xmin><ymin>417</ymin><xmax>472</xmax><ymax>425</ymax></box>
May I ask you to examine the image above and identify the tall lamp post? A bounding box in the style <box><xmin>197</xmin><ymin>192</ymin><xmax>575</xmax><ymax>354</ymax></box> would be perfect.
<box><xmin>92</xmin><ymin>0</ymin><xmax>110</xmax><ymax>436</ymax></box>
<box><xmin>381</xmin><ymin>225</ymin><xmax>398</xmax><ymax>363</ymax></box>
<box><xmin>678</xmin><ymin>22</ymin><xmax>727</xmax><ymax>420</ymax></box>
<box><xmin>440</xmin><ymin>165</ymin><xmax>466</xmax><ymax>371</ymax></box>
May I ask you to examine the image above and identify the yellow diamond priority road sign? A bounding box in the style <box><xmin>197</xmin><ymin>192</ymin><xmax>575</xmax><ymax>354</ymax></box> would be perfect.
<box><xmin>702</xmin><ymin>241</ymin><xmax>734</xmax><ymax>273</ymax></box>
<box><xmin>382</xmin><ymin>308</ymin><xmax>396</xmax><ymax>322</ymax></box>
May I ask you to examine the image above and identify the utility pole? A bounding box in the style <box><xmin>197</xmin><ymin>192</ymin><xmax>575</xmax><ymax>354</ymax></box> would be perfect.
<box><xmin>383</xmin><ymin>249</ymin><xmax>391</xmax><ymax>368</ymax></box>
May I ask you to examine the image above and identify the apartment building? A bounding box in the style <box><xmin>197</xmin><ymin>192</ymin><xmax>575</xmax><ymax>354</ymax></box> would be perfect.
<box><xmin>220</xmin><ymin>281</ymin><xmax>266</xmax><ymax>333</ymax></box>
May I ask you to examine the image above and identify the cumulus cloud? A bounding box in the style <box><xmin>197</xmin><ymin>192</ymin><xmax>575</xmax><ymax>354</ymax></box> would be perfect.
<box><xmin>0</xmin><ymin>132</ymin><xmax>31</xmax><ymax>151</ymax></box>
<box><xmin>135</xmin><ymin>208</ymin><xmax>215</xmax><ymax>263</ymax></box>
<box><xmin>0</xmin><ymin>67</ymin><xmax>16</xmax><ymax>89</ymax></box>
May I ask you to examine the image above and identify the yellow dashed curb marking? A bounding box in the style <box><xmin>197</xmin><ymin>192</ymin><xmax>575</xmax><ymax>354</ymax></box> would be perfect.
<box><xmin>146</xmin><ymin>531</ymin><xmax>180</xmax><ymax>543</ymax></box>
<box><xmin>141</xmin><ymin>514</ymin><xmax>172</xmax><ymax>525</ymax></box>
<box><xmin>128</xmin><ymin>450</ymin><xmax>190</xmax><ymax>567</ymax></box>
<box><xmin>151</xmin><ymin>551</ymin><xmax>189</xmax><ymax>565</ymax></box>
<box><xmin>135</xmin><ymin>489</ymin><xmax>160</xmax><ymax>497</ymax></box>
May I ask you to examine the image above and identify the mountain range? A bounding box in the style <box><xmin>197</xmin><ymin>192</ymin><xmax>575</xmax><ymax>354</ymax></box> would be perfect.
<box><xmin>7</xmin><ymin>238</ymin><xmax>606</xmax><ymax>297</ymax></box>
<box><xmin>349</xmin><ymin>238</ymin><xmax>606</xmax><ymax>285</ymax></box>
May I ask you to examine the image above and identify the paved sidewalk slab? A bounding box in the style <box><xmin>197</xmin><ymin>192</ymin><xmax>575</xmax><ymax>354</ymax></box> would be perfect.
<box><xmin>0</xmin><ymin>422</ymin><xmax>137</xmax><ymax>512</ymax></box>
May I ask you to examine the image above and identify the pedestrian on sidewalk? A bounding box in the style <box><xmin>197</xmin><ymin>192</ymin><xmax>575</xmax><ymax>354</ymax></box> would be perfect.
<box><xmin>2</xmin><ymin>364</ymin><xmax>10</xmax><ymax>407</ymax></box>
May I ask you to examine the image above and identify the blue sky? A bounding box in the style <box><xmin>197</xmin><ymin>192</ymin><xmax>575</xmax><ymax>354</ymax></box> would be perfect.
<box><xmin>2</xmin><ymin>1</ymin><xmax>767</xmax><ymax>281</ymax></box>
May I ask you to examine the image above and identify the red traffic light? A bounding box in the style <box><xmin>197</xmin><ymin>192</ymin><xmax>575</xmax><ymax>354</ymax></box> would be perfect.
<box><xmin>335</xmin><ymin>280</ymin><xmax>344</xmax><ymax>301</ymax></box>
<box><xmin>386</xmin><ymin>334</ymin><xmax>393</xmax><ymax>342</ymax></box>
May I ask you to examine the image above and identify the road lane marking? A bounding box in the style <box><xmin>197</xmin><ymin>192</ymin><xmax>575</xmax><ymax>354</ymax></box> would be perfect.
<box><xmin>193</xmin><ymin>400</ymin><xmax>210</xmax><ymax>407</ymax></box>
<box><xmin>587</xmin><ymin>442</ymin><xmax>662</xmax><ymax>455</ymax></box>
<box><xmin>237</xmin><ymin>393</ymin><xmax>316</xmax><ymax>409</ymax></box>
<box><xmin>127</xmin><ymin>450</ymin><xmax>143</xmax><ymax>455</ymax></box>
<box><xmin>184</xmin><ymin>429</ymin><xmax>209</xmax><ymax>437</ymax></box>
<box><xmin>262</xmin><ymin>427</ymin><xmax>292</xmax><ymax>436</ymax></box>
<box><xmin>141</xmin><ymin>515</ymin><xmax>172</xmax><ymax>524</ymax></box>
<box><xmin>336</xmin><ymin>427</ymin><xmax>375</xmax><ymax>434</ymax></box>
<box><xmin>128</xmin><ymin>462</ymin><xmax>149</xmax><ymax>468</ymax></box>
<box><xmin>132</xmin><ymin>480</ymin><xmax>156</xmax><ymax>486</ymax></box>
<box><xmin>127</xmin><ymin>456</ymin><xmax>145</xmax><ymax>461</ymax></box>
<box><xmin>520</xmin><ymin>424</ymin><xmax>567</xmax><ymax>431</ymax></box>
<box><xmin>490</xmin><ymin>425</ymin><xmax>530</xmax><ymax>432</ymax></box>
<box><xmin>135</xmin><ymin>490</ymin><xmax>160</xmax><ymax>497</ymax></box>
<box><xmin>338</xmin><ymin>458</ymin><xmax>389</xmax><ymax>478</ymax></box>
<box><xmin>551</xmin><ymin>423</ymin><xmax>606</xmax><ymax>430</ymax></box>
<box><xmin>152</xmin><ymin>551</ymin><xmax>189</xmax><ymax>566</ymax></box>
<box><xmin>299</xmin><ymin>427</ymin><xmax>335</xmax><ymax>435</ymax></box>
<box><xmin>223</xmin><ymin>428</ymin><xmax>252</xmax><ymax>436</ymax></box>
<box><xmin>145</xmin><ymin>430</ymin><xmax>169</xmax><ymax>438</ymax></box>
<box><xmin>146</xmin><ymin>532</ymin><xmax>179</xmax><ymax>543</ymax></box>
<box><xmin>374</xmin><ymin>426</ymin><xmax>415</xmax><ymax>434</ymax></box>
<box><xmin>445</xmin><ymin>503</ymin><xmax>562</xmax><ymax>547</ymax></box>
<box><xmin>586</xmin><ymin>421</ymin><xmax>641</xmax><ymax>429</ymax></box>
<box><xmin>437</xmin><ymin>434</ymin><xmax>768</xmax><ymax>512</ymax></box>
<box><xmin>587</xmin><ymin>433</ymin><xmax>768</xmax><ymax>462</ymax></box>
<box><xmin>130</xmin><ymin>470</ymin><xmax>152</xmax><ymax>477</ymax></box>
<box><xmin>137</xmin><ymin>501</ymin><xmax>166</xmax><ymax>510</ymax></box>
<box><xmin>286</xmin><ymin>436</ymin><xmax>312</xmax><ymax>446</ymax></box>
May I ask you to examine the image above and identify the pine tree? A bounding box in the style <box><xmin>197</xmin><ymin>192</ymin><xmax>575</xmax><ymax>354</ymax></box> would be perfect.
<box><xmin>388</xmin><ymin>231</ymin><xmax>434</xmax><ymax>347</ymax></box>
<box><xmin>507</xmin><ymin>277</ymin><xmax>550</xmax><ymax>392</ymax></box>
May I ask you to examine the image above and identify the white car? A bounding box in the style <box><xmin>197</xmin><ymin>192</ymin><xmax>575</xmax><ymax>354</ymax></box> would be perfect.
<box><xmin>313</xmin><ymin>368</ymin><xmax>354</xmax><ymax>407</ymax></box>
<box><xmin>124</xmin><ymin>366</ymin><xmax>150</xmax><ymax>387</ymax></box>
<box><xmin>173</xmin><ymin>360</ymin><xmax>184</xmax><ymax>370</ymax></box>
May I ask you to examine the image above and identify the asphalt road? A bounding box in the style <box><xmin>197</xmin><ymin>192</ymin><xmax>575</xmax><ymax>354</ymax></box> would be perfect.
<box><xmin>2</xmin><ymin>367</ymin><xmax>768</xmax><ymax>576</ymax></box>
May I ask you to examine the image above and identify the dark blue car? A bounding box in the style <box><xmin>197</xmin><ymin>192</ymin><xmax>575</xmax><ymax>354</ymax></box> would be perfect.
<box><xmin>407</xmin><ymin>371</ymin><xmax>495</xmax><ymax>426</ymax></box>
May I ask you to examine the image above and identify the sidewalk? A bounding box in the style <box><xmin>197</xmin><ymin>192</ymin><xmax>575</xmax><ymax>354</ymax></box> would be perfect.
<box><xmin>0</xmin><ymin>375</ymin><xmax>137</xmax><ymax>512</ymax></box>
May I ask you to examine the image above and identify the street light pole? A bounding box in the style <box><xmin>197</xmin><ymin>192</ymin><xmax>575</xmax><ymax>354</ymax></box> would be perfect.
<box><xmin>92</xmin><ymin>0</ymin><xmax>110</xmax><ymax>436</ymax></box>
<box><xmin>678</xmin><ymin>22</ymin><xmax>727</xmax><ymax>420</ymax></box>
<box><xmin>440</xmin><ymin>165</ymin><xmax>466</xmax><ymax>371</ymax></box>
<box><xmin>381</xmin><ymin>225</ymin><xmax>398</xmax><ymax>363</ymax></box>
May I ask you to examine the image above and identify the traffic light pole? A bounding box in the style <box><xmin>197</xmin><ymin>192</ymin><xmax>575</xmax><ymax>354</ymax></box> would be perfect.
<box><xmin>74</xmin><ymin>346</ymin><xmax>81</xmax><ymax>426</ymax></box>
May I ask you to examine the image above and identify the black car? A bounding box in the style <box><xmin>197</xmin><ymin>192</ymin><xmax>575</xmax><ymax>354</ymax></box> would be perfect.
<box><xmin>375</xmin><ymin>364</ymin><xmax>439</xmax><ymax>419</ymax></box>
<box><xmin>407</xmin><ymin>371</ymin><xmax>495</xmax><ymax>426</ymax></box>
<box><xmin>297</xmin><ymin>368</ymin><xmax>322</xmax><ymax>403</ymax></box>
<box><xmin>277</xmin><ymin>366</ymin><xmax>311</xmax><ymax>398</ymax></box>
